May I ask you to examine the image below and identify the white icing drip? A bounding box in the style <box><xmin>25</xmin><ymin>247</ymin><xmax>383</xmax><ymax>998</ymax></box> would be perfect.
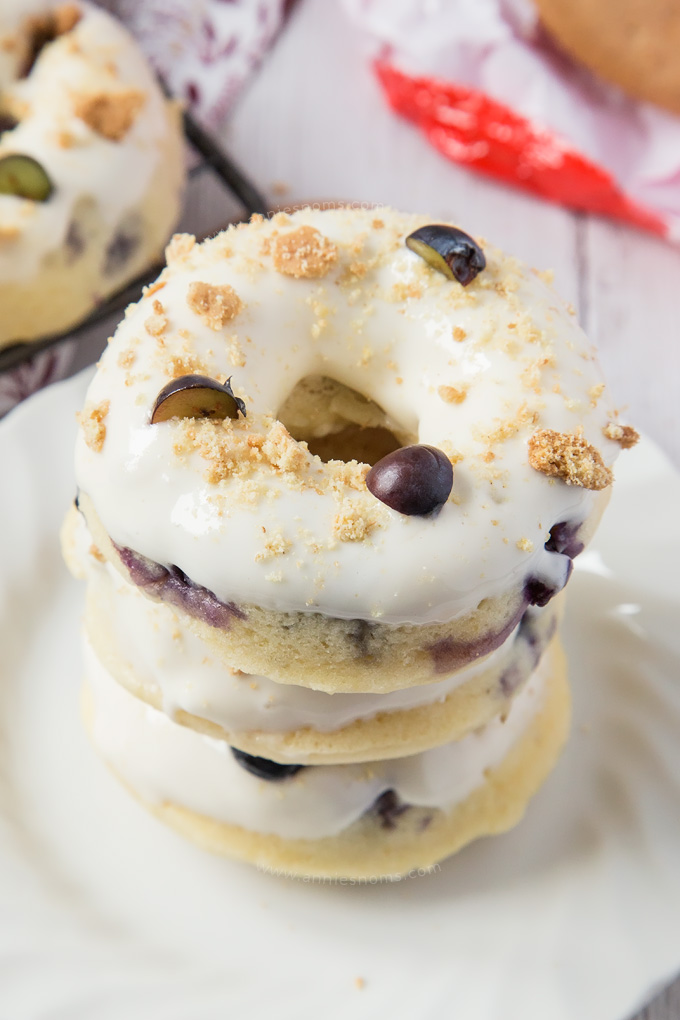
<box><xmin>74</xmin><ymin>512</ymin><xmax>515</xmax><ymax>735</ymax></box>
<box><xmin>0</xmin><ymin>2</ymin><xmax>175</xmax><ymax>280</ymax></box>
<box><xmin>86</xmin><ymin>637</ymin><xmax>549</xmax><ymax>839</ymax></box>
<box><xmin>76</xmin><ymin>207</ymin><xmax>620</xmax><ymax>625</ymax></box>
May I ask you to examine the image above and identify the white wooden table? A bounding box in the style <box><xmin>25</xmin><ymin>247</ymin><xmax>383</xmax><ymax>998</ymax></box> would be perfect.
<box><xmin>72</xmin><ymin>1</ymin><xmax>680</xmax><ymax>1014</ymax></box>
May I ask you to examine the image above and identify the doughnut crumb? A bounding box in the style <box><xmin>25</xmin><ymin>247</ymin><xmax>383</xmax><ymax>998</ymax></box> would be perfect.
<box><xmin>272</xmin><ymin>227</ymin><xmax>338</xmax><ymax>279</ymax></box>
<box><xmin>187</xmin><ymin>281</ymin><xmax>243</xmax><ymax>330</ymax></box>
<box><xmin>78</xmin><ymin>400</ymin><xmax>110</xmax><ymax>452</ymax></box>
<box><xmin>528</xmin><ymin>429</ymin><xmax>612</xmax><ymax>489</ymax></box>
<box><xmin>603</xmin><ymin>422</ymin><xmax>639</xmax><ymax>449</ymax></box>
<box><xmin>73</xmin><ymin>88</ymin><xmax>146</xmax><ymax>141</ymax></box>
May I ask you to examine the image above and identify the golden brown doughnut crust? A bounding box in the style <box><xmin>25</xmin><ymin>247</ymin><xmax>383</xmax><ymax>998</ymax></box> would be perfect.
<box><xmin>535</xmin><ymin>0</ymin><xmax>680</xmax><ymax>112</ymax></box>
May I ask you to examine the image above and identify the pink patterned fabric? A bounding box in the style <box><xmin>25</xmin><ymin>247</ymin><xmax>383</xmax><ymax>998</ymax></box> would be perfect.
<box><xmin>1</xmin><ymin>0</ymin><xmax>286</xmax><ymax>418</ymax></box>
<box><xmin>0</xmin><ymin>343</ymin><xmax>76</xmax><ymax>418</ymax></box>
<box><xmin>99</xmin><ymin>0</ymin><xmax>287</xmax><ymax>127</ymax></box>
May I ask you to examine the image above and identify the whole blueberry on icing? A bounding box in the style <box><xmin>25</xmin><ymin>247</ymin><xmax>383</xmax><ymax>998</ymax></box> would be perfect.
<box><xmin>366</xmin><ymin>445</ymin><xmax>453</xmax><ymax>516</ymax></box>
<box><xmin>406</xmin><ymin>225</ymin><xmax>486</xmax><ymax>286</ymax></box>
<box><xmin>151</xmin><ymin>374</ymin><xmax>245</xmax><ymax>424</ymax></box>
<box><xmin>230</xmin><ymin>748</ymin><xmax>304</xmax><ymax>781</ymax></box>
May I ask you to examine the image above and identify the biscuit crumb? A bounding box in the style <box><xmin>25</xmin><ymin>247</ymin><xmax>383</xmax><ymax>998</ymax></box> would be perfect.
<box><xmin>588</xmin><ymin>382</ymin><xmax>605</xmax><ymax>407</ymax></box>
<box><xmin>117</xmin><ymin>347</ymin><xmax>136</xmax><ymax>369</ymax></box>
<box><xmin>516</xmin><ymin>537</ymin><xmax>534</xmax><ymax>552</ymax></box>
<box><xmin>187</xmin><ymin>281</ymin><xmax>243</xmax><ymax>330</ymax></box>
<box><xmin>166</xmin><ymin>233</ymin><xmax>195</xmax><ymax>263</ymax></box>
<box><xmin>438</xmin><ymin>384</ymin><xmax>468</xmax><ymax>404</ymax></box>
<box><xmin>255</xmin><ymin>532</ymin><xmax>292</xmax><ymax>562</ymax></box>
<box><xmin>262</xmin><ymin>421</ymin><xmax>308</xmax><ymax>474</ymax></box>
<box><xmin>333</xmin><ymin>501</ymin><xmax>375</xmax><ymax>542</ymax></box>
<box><xmin>272</xmin><ymin>226</ymin><xmax>337</xmax><ymax>279</ymax></box>
<box><xmin>603</xmin><ymin>422</ymin><xmax>639</xmax><ymax>449</ymax></box>
<box><xmin>78</xmin><ymin>399</ymin><xmax>110</xmax><ymax>452</ymax></box>
<box><xmin>144</xmin><ymin>299</ymin><xmax>168</xmax><ymax>337</ymax></box>
<box><xmin>73</xmin><ymin>89</ymin><xmax>145</xmax><ymax>141</ymax></box>
<box><xmin>144</xmin><ymin>280</ymin><xmax>166</xmax><ymax>298</ymax></box>
<box><xmin>528</xmin><ymin>429</ymin><xmax>612</xmax><ymax>490</ymax></box>
<box><xmin>88</xmin><ymin>543</ymin><xmax>105</xmax><ymax>563</ymax></box>
<box><xmin>354</xmin><ymin>977</ymin><xmax>365</xmax><ymax>991</ymax></box>
<box><xmin>54</xmin><ymin>3</ymin><xmax>81</xmax><ymax>34</ymax></box>
<box><xmin>452</xmin><ymin>326</ymin><xmax>467</xmax><ymax>342</ymax></box>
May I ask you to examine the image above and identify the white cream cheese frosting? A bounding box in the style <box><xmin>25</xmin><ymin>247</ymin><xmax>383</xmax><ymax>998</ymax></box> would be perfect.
<box><xmin>0</xmin><ymin>1</ymin><xmax>177</xmax><ymax>281</ymax></box>
<box><xmin>75</xmin><ymin>206</ymin><xmax>625</xmax><ymax>626</ymax></box>
<box><xmin>73</xmin><ymin>511</ymin><xmax>516</xmax><ymax>735</ymax></box>
<box><xmin>86</xmin><ymin>635</ymin><xmax>550</xmax><ymax>840</ymax></box>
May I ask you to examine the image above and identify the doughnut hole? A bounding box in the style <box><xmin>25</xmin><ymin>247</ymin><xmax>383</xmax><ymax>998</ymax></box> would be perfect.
<box><xmin>277</xmin><ymin>375</ymin><xmax>415</xmax><ymax>466</ymax></box>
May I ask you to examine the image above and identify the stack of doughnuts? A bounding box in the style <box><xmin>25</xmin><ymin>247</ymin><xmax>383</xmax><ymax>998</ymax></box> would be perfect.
<box><xmin>62</xmin><ymin>206</ymin><xmax>637</xmax><ymax>878</ymax></box>
<box><xmin>0</xmin><ymin>1</ymin><xmax>184</xmax><ymax>350</ymax></box>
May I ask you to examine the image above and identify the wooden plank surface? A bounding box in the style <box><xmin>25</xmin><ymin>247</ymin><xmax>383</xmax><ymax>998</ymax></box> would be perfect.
<box><xmin>222</xmin><ymin>2</ymin><xmax>680</xmax><ymax>1016</ymax></box>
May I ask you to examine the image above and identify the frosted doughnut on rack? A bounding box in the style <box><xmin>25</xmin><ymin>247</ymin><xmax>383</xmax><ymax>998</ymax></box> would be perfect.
<box><xmin>74</xmin><ymin>206</ymin><xmax>636</xmax><ymax>692</ymax></box>
<box><xmin>0</xmin><ymin>1</ymin><xmax>184</xmax><ymax>348</ymax></box>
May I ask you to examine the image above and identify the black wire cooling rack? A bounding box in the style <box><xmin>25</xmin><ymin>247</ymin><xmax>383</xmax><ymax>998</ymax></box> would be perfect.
<box><xmin>0</xmin><ymin>111</ymin><xmax>269</xmax><ymax>375</ymax></box>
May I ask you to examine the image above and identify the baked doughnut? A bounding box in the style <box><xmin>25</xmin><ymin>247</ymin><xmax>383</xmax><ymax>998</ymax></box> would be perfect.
<box><xmin>82</xmin><ymin>634</ymin><xmax>570</xmax><ymax>879</ymax></box>
<box><xmin>63</xmin><ymin>503</ymin><xmax>563</xmax><ymax>764</ymax></box>
<box><xmin>535</xmin><ymin>0</ymin><xmax>680</xmax><ymax>113</ymax></box>
<box><xmin>0</xmin><ymin>1</ymin><xmax>184</xmax><ymax>349</ymax></box>
<box><xmin>73</xmin><ymin>206</ymin><xmax>631</xmax><ymax>694</ymax></box>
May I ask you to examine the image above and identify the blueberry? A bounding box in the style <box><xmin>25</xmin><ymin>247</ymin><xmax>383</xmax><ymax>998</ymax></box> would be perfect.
<box><xmin>230</xmin><ymin>748</ymin><xmax>304</xmax><ymax>781</ymax></box>
<box><xmin>0</xmin><ymin>113</ymin><xmax>18</xmax><ymax>135</ymax></box>
<box><xmin>405</xmin><ymin>225</ymin><xmax>486</xmax><ymax>286</ymax></box>
<box><xmin>65</xmin><ymin>219</ymin><xmax>86</xmax><ymax>262</ymax></box>
<box><xmin>103</xmin><ymin>219</ymin><xmax>141</xmax><ymax>275</ymax></box>
<box><xmin>372</xmin><ymin>789</ymin><xmax>409</xmax><ymax>829</ymax></box>
<box><xmin>524</xmin><ymin>559</ymin><xmax>573</xmax><ymax>607</ymax></box>
<box><xmin>114</xmin><ymin>543</ymin><xmax>245</xmax><ymax>629</ymax></box>
<box><xmin>0</xmin><ymin>154</ymin><xmax>53</xmax><ymax>201</ymax></box>
<box><xmin>366</xmin><ymin>444</ymin><xmax>453</xmax><ymax>516</ymax></box>
<box><xmin>151</xmin><ymin>375</ymin><xmax>246</xmax><ymax>424</ymax></box>
<box><xmin>544</xmin><ymin>520</ymin><xmax>584</xmax><ymax>559</ymax></box>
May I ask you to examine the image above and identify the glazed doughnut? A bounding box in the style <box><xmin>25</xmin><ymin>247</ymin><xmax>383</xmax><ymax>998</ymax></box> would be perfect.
<box><xmin>0</xmin><ymin>1</ymin><xmax>184</xmax><ymax>349</ymax></box>
<box><xmin>82</xmin><ymin>635</ymin><xmax>570</xmax><ymax>879</ymax></box>
<box><xmin>63</xmin><ymin>504</ymin><xmax>562</xmax><ymax>764</ymax></box>
<box><xmin>73</xmin><ymin>206</ymin><xmax>632</xmax><ymax>694</ymax></box>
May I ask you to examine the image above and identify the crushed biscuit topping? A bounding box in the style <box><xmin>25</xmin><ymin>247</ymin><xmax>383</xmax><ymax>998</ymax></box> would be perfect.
<box><xmin>603</xmin><ymin>422</ymin><xmax>639</xmax><ymax>449</ymax></box>
<box><xmin>255</xmin><ymin>531</ymin><xmax>292</xmax><ymax>562</ymax></box>
<box><xmin>438</xmin><ymin>384</ymin><xmax>468</xmax><ymax>404</ymax></box>
<box><xmin>166</xmin><ymin>233</ymin><xmax>196</xmax><ymax>264</ymax></box>
<box><xmin>144</xmin><ymin>299</ymin><xmax>167</xmax><ymax>338</ymax></box>
<box><xmin>78</xmin><ymin>400</ymin><xmax>109</xmax><ymax>452</ymax></box>
<box><xmin>186</xmin><ymin>281</ymin><xmax>243</xmax><ymax>330</ymax></box>
<box><xmin>262</xmin><ymin>421</ymin><xmax>309</xmax><ymax>474</ymax></box>
<box><xmin>528</xmin><ymin>429</ymin><xmax>612</xmax><ymax>490</ymax></box>
<box><xmin>271</xmin><ymin>226</ymin><xmax>337</xmax><ymax>279</ymax></box>
<box><xmin>73</xmin><ymin>88</ymin><xmax>145</xmax><ymax>141</ymax></box>
<box><xmin>333</xmin><ymin>500</ymin><xmax>378</xmax><ymax>542</ymax></box>
<box><xmin>452</xmin><ymin>326</ymin><xmax>467</xmax><ymax>342</ymax></box>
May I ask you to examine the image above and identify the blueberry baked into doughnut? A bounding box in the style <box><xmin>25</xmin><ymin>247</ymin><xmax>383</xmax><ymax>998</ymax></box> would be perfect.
<box><xmin>63</xmin><ymin>205</ymin><xmax>638</xmax><ymax>877</ymax></box>
<box><xmin>0</xmin><ymin>1</ymin><xmax>184</xmax><ymax>350</ymax></box>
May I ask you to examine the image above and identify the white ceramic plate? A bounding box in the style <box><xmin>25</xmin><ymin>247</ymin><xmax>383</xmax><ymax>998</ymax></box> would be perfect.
<box><xmin>1</xmin><ymin>369</ymin><xmax>680</xmax><ymax>1020</ymax></box>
